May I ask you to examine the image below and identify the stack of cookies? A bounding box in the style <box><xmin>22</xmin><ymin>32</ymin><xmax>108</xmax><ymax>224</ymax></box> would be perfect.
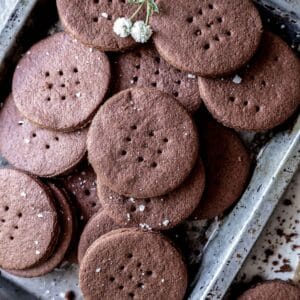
<box><xmin>0</xmin><ymin>0</ymin><xmax>299</xmax><ymax>299</ymax></box>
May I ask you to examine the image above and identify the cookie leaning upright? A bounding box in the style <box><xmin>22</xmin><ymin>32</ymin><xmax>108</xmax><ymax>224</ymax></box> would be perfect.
<box><xmin>56</xmin><ymin>0</ymin><xmax>144</xmax><ymax>51</ymax></box>
<box><xmin>87</xmin><ymin>88</ymin><xmax>199</xmax><ymax>198</ymax></box>
<box><xmin>0</xmin><ymin>169</ymin><xmax>59</xmax><ymax>270</ymax></box>
<box><xmin>79</xmin><ymin>228</ymin><xmax>188</xmax><ymax>300</ymax></box>
<box><xmin>12</xmin><ymin>32</ymin><xmax>110</xmax><ymax>132</ymax></box>
<box><xmin>150</xmin><ymin>0</ymin><xmax>263</xmax><ymax>77</ymax></box>
<box><xmin>199</xmin><ymin>32</ymin><xmax>300</xmax><ymax>131</ymax></box>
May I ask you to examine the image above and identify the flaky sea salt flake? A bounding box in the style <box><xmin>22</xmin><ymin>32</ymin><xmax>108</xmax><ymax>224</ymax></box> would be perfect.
<box><xmin>187</xmin><ymin>73</ymin><xmax>196</xmax><ymax>79</ymax></box>
<box><xmin>139</xmin><ymin>205</ymin><xmax>145</xmax><ymax>212</ymax></box>
<box><xmin>162</xmin><ymin>219</ymin><xmax>170</xmax><ymax>226</ymax></box>
<box><xmin>101</xmin><ymin>12</ymin><xmax>108</xmax><ymax>19</ymax></box>
<box><xmin>232</xmin><ymin>75</ymin><xmax>242</xmax><ymax>84</ymax></box>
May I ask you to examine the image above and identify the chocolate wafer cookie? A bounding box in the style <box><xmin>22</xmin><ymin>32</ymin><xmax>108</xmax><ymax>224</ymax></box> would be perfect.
<box><xmin>97</xmin><ymin>158</ymin><xmax>205</xmax><ymax>230</ymax></box>
<box><xmin>151</xmin><ymin>0</ymin><xmax>263</xmax><ymax>77</ymax></box>
<box><xmin>192</xmin><ymin>116</ymin><xmax>251</xmax><ymax>219</ymax></box>
<box><xmin>0</xmin><ymin>96</ymin><xmax>87</xmax><ymax>177</ymax></box>
<box><xmin>238</xmin><ymin>280</ymin><xmax>300</xmax><ymax>300</ymax></box>
<box><xmin>80</xmin><ymin>228</ymin><xmax>187</xmax><ymax>300</ymax></box>
<box><xmin>77</xmin><ymin>211</ymin><xmax>120</xmax><ymax>263</ymax></box>
<box><xmin>0</xmin><ymin>169</ymin><xmax>59</xmax><ymax>270</ymax></box>
<box><xmin>88</xmin><ymin>88</ymin><xmax>199</xmax><ymax>198</ymax></box>
<box><xmin>62</xmin><ymin>161</ymin><xmax>100</xmax><ymax>224</ymax></box>
<box><xmin>8</xmin><ymin>184</ymin><xmax>75</xmax><ymax>277</ymax></box>
<box><xmin>56</xmin><ymin>0</ymin><xmax>145</xmax><ymax>51</ymax></box>
<box><xmin>199</xmin><ymin>32</ymin><xmax>300</xmax><ymax>131</ymax></box>
<box><xmin>12</xmin><ymin>32</ymin><xmax>110</xmax><ymax>132</ymax></box>
<box><xmin>112</xmin><ymin>45</ymin><xmax>201</xmax><ymax>113</ymax></box>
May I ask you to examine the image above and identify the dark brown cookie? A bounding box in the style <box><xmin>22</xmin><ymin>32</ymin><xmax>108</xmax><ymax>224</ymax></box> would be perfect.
<box><xmin>192</xmin><ymin>116</ymin><xmax>251</xmax><ymax>220</ymax></box>
<box><xmin>199</xmin><ymin>32</ymin><xmax>300</xmax><ymax>131</ymax></box>
<box><xmin>0</xmin><ymin>95</ymin><xmax>87</xmax><ymax>177</ymax></box>
<box><xmin>97</xmin><ymin>158</ymin><xmax>205</xmax><ymax>230</ymax></box>
<box><xmin>88</xmin><ymin>88</ymin><xmax>199</xmax><ymax>198</ymax></box>
<box><xmin>79</xmin><ymin>228</ymin><xmax>187</xmax><ymax>300</ymax></box>
<box><xmin>56</xmin><ymin>0</ymin><xmax>145</xmax><ymax>51</ymax></box>
<box><xmin>8</xmin><ymin>184</ymin><xmax>75</xmax><ymax>277</ymax></box>
<box><xmin>77</xmin><ymin>211</ymin><xmax>120</xmax><ymax>263</ymax></box>
<box><xmin>238</xmin><ymin>280</ymin><xmax>300</xmax><ymax>300</ymax></box>
<box><xmin>0</xmin><ymin>169</ymin><xmax>59</xmax><ymax>270</ymax></box>
<box><xmin>12</xmin><ymin>32</ymin><xmax>111</xmax><ymax>132</ymax></box>
<box><xmin>112</xmin><ymin>45</ymin><xmax>202</xmax><ymax>113</ymax></box>
<box><xmin>62</xmin><ymin>161</ymin><xmax>101</xmax><ymax>224</ymax></box>
<box><xmin>150</xmin><ymin>0</ymin><xmax>263</xmax><ymax>77</ymax></box>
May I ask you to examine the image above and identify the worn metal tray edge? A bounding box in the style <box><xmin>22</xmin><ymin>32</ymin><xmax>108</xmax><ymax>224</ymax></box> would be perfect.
<box><xmin>190</xmin><ymin>116</ymin><xmax>300</xmax><ymax>299</ymax></box>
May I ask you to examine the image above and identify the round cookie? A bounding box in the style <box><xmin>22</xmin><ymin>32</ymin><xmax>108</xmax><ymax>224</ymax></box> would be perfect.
<box><xmin>56</xmin><ymin>0</ymin><xmax>145</xmax><ymax>51</ymax></box>
<box><xmin>0</xmin><ymin>169</ymin><xmax>59</xmax><ymax>270</ymax></box>
<box><xmin>8</xmin><ymin>184</ymin><xmax>75</xmax><ymax>277</ymax></box>
<box><xmin>97</xmin><ymin>158</ymin><xmax>205</xmax><ymax>230</ymax></box>
<box><xmin>79</xmin><ymin>228</ymin><xmax>187</xmax><ymax>300</ymax></box>
<box><xmin>150</xmin><ymin>0</ymin><xmax>263</xmax><ymax>77</ymax></box>
<box><xmin>238</xmin><ymin>280</ymin><xmax>300</xmax><ymax>300</ymax></box>
<box><xmin>198</xmin><ymin>32</ymin><xmax>300</xmax><ymax>131</ymax></box>
<box><xmin>88</xmin><ymin>88</ymin><xmax>199</xmax><ymax>198</ymax></box>
<box><xmin>12</xmin><ymin>32</ymin><xmax>111</xmax><ymax>131</ymax></box>
<box><xmin>78</xmin><ymin>211</ymin><xmax>120</xmax><ymax>263</ymax></box>
<box><xmin>62</xmin><ymin>161</ymin><xmax>101</xmax><ymax>224</ymax></box>
<box><xmin>112</xmin><ymin>45</ymin><xmax>202</xmax><ymax>113</ymax></box>
<box><xmin>192</xmin><ymin>116</ymin><xmax>251</xmax><ymax>220</ymax></box>
<box><xmin>0</xmin><ymin>95</ymin><xmax>88</xmax><ymax>177</ymax></box>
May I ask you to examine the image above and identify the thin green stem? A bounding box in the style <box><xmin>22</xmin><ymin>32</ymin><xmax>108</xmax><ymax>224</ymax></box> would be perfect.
<box><xmin>130</xmin><ymin>2</ymin><xmax>145</xmax><ymax>20</ymax></box>
<box><xmin>145</xmin><ymin>1</ymin><xmax>151</xmax><ymax>25</ymax></box>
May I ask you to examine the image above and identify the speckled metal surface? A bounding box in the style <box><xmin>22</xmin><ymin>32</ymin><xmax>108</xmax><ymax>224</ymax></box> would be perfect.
<box><xmin>0</xmin><ymin>1</ymin><xmax>299</xmax><ymax>300</ymax></box>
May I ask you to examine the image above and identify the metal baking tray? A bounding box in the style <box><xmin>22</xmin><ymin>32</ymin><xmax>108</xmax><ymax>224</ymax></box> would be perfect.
<box><xmin>0</xmin><ymin>0</ymin><xmax>299</xmax><ymax>299</ymax></box>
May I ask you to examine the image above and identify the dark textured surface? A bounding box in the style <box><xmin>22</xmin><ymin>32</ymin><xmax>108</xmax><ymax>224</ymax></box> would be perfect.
<box><xmin>151</xmin><ymin>0</ymin><xmax>263</xmax><ymax>77</ymax></box>
<box><xmin>79</xmin><ymin>228</ymin><xmax>187</xmax><ymax>300</ymax></box>
<box><xmin>88</xmin><ymin>88</ymin><xmax>199</xmax><ymax>198</ymax></box>
<box><xmin>0</xmin><ymin>169</ymin><xmax>59</xmax><ymax>270</ymax></box>
<box><xmin>97</xmin><ymin>158</ymin><xmax>205</xmax><ymax>230</ymax></box>
<box><xmin>56</xmin><ymin>0</ymin><xmax>145</xmax><ymax>51</ymax></box>
<box><xmin>0</xmin><ymin>95</ymin><xmax>87</xmax><ymax>177</ymax></box>
<box><xmin>77</xmin><ymin>211</ymin><xmax>120</xmax><ymax>263</ymax></box>
<box><xmin>111</xmin><ymin>44</ymin><xmax>202</xmax><ymax>113</ymax></box>
<box><xmin>238</xmin><ymin>280</ymin><xmax>300</xmax><ymax>300</ymax></box>
<box><xmin>192</xmin><ymin>116</ymin><xmax>251</xmax><ymax>220</ymax></box>
<box><xmin>199</xmin><ymin>32</ymin><xmax>300</xmax><ymax>131</ymax></box>
<box><xmin>8</xmin><ymin>184</ymin><xmax>75</xmax><ymax>277</ymax></box>
<box><xmin>12</xmin><ymin>32</ymin><xmax>111</xmax><ymax>131</ymax></box>
<box><xmin>62</xmin><ymin>161</ymin><xmax>101</xmax><ymax>225</ymax></box>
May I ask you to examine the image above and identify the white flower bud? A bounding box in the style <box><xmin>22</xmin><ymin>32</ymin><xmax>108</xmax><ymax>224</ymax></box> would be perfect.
<box><xmin>113</xmin><ymin>17</ymin><xmax>132</xmax><ymax>38</ymax></box>
<box><xmin>131</xmin><ymin>20</ymin><xmax>153</xmax><ymax>43</ymax></box>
